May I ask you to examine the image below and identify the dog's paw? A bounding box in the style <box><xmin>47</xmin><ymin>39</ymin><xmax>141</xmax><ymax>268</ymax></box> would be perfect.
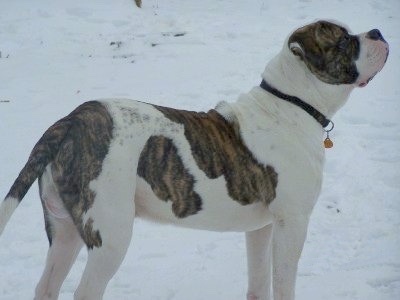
<box><xmin>246</xmin><ymin>292</ymin><xmax>259</xmax><ymax>300</ymax></box>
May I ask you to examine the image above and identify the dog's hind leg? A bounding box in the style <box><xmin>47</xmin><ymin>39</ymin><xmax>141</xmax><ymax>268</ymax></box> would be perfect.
<box><xmin>35</xmin><ymin>174</ymin><xmax>84</xmax><ymax>300</ymax></box>
<box><xmin>73</xmin><ymin>168</ymin><xmax>136</xmax><ymax>300</ymax></box>
<box><xmin>74</xmin><ymin>202</ymin><xmax>134</xmax><ymax>299</ymax></box>
<box><xmin>35</xmin><ymin>217</ymin><xmax>83</xmax><ymax>300</ymax></box>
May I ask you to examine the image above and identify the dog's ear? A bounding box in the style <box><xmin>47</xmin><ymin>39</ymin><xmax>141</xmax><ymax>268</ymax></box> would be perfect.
<box><xmin>288</xmin><ymin>26</ymin><xmax>324</xmax><ymax>70</ymax></box>
<box><xmin>289</xmin><ymin>41</ymin><xmax>305</xmax><ymax>59</ymax></box>
<box><xmin>288</xmin><ymin>28</ymin><xmax>310</xmax><ymax>61</ymax></box>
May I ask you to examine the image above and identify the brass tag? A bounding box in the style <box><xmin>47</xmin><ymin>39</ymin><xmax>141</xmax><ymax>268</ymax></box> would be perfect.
<box><xmin>324</xmin><ymin>137</ymin><xmax>333</xmax><ymax>148</ymax></box>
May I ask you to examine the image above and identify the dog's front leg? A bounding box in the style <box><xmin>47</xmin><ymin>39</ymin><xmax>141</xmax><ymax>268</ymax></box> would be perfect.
<box><xmin>245</xmin><ymin>223</ymin><xmax>273</xmax><ymax>300</ymax></box>
<box><xmin>272</xmin><ymin>215</ymin><xmax>309</xmax><ymax>300</ymax></box>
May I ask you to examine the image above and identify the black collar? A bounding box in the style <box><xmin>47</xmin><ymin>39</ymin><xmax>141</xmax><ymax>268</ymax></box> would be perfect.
<box><xmin>259</xmin><ymin>80</ymin><xmax>331</xmax><ymax>128</ymax></box>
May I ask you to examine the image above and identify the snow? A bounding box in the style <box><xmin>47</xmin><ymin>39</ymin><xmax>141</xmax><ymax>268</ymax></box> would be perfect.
<box><xmin>0</xmin><ymin>0</ymin><xmax>399</xmax><ymax>299</ymax></box>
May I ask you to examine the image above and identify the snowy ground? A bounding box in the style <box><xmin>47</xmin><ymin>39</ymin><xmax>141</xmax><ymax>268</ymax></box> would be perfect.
<box><xmin>0</xmin><ymin>0</ymin><xmax>399</xmax><ymax>299</ymax></box>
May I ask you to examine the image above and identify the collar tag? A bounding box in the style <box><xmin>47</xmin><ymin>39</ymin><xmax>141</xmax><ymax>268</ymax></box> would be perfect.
<box><xmin>323</xmin><ymin>121</ymin><xmax>335</xmax><ymax>149</ymax></box>
<box><xmin>324</xmin><ymin>136</ymin><xmax>334</xmax><ymax>148</ymax></box>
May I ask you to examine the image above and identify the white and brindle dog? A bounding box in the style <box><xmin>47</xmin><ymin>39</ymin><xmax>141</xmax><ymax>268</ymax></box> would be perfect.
<box><xmin>0</xmin><ymin>21</ymin><xmax>389</xmax><ymax>300</ymax></box>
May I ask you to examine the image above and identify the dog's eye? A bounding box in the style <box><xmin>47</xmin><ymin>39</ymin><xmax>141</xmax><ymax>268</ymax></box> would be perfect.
<box><xmin>337</xmin><ymin>41</ymin><xmax>347</xmax><ymax>50</ymax></box>
<box><xmin>337</xmin><ymin>35</ymin><xmax>350</xmax><ymax>51</ymax></box>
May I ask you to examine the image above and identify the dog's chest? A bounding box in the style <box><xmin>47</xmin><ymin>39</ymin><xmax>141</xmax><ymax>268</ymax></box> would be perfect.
<box><xmin>232</xmin><ymin>98</ymin><xmax>326</xmax><ymax>214</ymax></box>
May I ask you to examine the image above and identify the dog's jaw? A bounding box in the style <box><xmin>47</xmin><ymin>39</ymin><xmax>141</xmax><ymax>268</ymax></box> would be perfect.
<box><xmin>355</xmin><ymin>32</ymin><xmax>389</xmax><ymax>88</ymax></box>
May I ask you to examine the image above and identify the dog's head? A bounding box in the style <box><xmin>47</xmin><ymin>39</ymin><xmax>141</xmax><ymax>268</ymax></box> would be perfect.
<box><xmin>287</xmin><ymin>20</ymin><xmax>389</xmax><ymax>87</ymax></box>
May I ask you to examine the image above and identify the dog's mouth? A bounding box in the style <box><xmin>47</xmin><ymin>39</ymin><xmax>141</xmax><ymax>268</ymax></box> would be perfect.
<box><xmin>358</xmin><ymin>73</ymin><xmax>377</xmax><ymax>87</ymax></box>
<box><xmin>355</xmin><ymin>36</ymin><xmax>389</xmax><ymax>88</ymax></box>
<box><xmin>356</xmin><ymin>48</ymin><xmax>388</xmax><ymax>88</ymax></box>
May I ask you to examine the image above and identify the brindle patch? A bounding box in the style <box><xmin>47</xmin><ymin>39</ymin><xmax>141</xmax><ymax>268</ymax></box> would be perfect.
<box><xmin>49</xmin><ymin>101</ymin><xmax>113</xmax><ymax>249</ymax></box>
<box><xmin>288</xmin><ymin>20</ymin><xmax>360</xmax><ymax>84</ymax></box>
<box><xmin>137</xmin><ymin>136</ymin><xmax>202</xmax><ymax>218</ymax></box>
<box><xmin>139</xmin><ymin>105</ymin><xmax>278</xmax><ymax>210</ymax></box>
<box><xmin>83</xmin><ymin>218</ymin><xmax>102</xmax><ymax>248</ymax></box>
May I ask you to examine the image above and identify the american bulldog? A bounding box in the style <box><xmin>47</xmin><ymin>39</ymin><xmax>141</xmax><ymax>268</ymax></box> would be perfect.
<box><xmin>0</xmin><ymin>20</ymin><xmax>389</xmax><ymax>300</ymax></box>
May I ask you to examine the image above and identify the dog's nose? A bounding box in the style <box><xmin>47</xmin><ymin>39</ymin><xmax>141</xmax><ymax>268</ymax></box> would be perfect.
<box><xmin>366</xmin><ymin>29</ymin><xmax>385</xmax><ymax>41</ymax></box>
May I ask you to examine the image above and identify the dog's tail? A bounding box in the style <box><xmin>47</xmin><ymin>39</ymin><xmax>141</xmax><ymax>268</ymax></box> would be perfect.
<box><xmin>134</xmin><ymin>0</ymin><xmax>142</xmax><ymax>8</ymax></box>
<box><xmin>0</xmin><ymin>110</ymin><xmax>74</xmax><ymax>236</ymax></box>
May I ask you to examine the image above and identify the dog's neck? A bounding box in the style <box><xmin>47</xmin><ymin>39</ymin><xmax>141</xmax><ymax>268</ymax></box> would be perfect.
<box><xmin>261</xmin><ymin>47</ymin><xmax>354</xmax><ymax>119</ymax></box>
<box><xmin>259</xmin><ymin>79</ymin><xmax>331</xmax><ymax>128</ymax></box>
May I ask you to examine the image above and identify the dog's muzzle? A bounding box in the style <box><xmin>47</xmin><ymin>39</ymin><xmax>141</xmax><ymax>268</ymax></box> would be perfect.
<box><xmin>357</xmin><ymin>29</ymin><xmax>389</xmax><ymax>87</ymax></box>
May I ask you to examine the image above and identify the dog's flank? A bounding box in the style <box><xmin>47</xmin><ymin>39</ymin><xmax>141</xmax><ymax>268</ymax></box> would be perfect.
<box><xmin>138</xmin><ymin>136</ymin><xmax>203</xmax><ymax>218</ymax></box>
<box><xmin>1</xmin><ymin>101</ymin><xmax>113</xmax><ymax>248</ymax></box>
<box><xmin>153</xmin><ymin>106</ymin><xmax>278</xmax><ymax>206</ymax></box>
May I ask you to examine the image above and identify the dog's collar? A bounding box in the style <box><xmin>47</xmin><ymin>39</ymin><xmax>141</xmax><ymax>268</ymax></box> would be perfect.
<box><xmin>259</xmin><ymin>79</ymin><xmax>332</xmax><ymax>128</ymax></box>
<box><xmin>259</xmin><ymin>80</ymin><xmax>335</xmax><ymax>148</ymax></box>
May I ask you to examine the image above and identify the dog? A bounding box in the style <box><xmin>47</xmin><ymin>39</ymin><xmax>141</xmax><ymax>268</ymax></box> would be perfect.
<box><xmin>0</xmin><ymin>20</ymin><xmax>388</xmax><ymax>300</ymax></box>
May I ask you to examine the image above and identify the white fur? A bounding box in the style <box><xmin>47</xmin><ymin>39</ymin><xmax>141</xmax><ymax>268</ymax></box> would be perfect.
<box><xmin>356</xmin><ymin>32</ymin><xmax>389</xmax><ymax>86</ymax></box>
<box><xmin>0</xmin><ymin>197</ymin><xmax>19</xmax><ymax>235</ymax></box>
<box><xmin>1</xmin><ymin>22</ymin><xmax>389</xmax><ymax>300</ymax></box>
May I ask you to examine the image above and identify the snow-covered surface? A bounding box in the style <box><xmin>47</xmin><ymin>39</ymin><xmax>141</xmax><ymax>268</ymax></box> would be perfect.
<box><xmin>0</xmin><ymin>0</ymin><xmax>399</xmax><ymax>299</ymax></box>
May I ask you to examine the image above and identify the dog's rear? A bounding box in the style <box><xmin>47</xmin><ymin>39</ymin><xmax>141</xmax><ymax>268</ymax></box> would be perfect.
<box><xmin>0</xmin><ymin>101</ymin><xmax>112</xmax><ymax>237</ymax></box>
<box><xmin>0</xmin><ymin>111</ymin><xmax>72</xmax><ymax>235</ymax></box>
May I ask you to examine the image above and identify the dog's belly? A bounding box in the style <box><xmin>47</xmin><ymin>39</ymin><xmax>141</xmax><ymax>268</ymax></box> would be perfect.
<box><xmin>134</xmin><ymin>177</ymin><xmax>273</xmax><ymax>232</ymax></box>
